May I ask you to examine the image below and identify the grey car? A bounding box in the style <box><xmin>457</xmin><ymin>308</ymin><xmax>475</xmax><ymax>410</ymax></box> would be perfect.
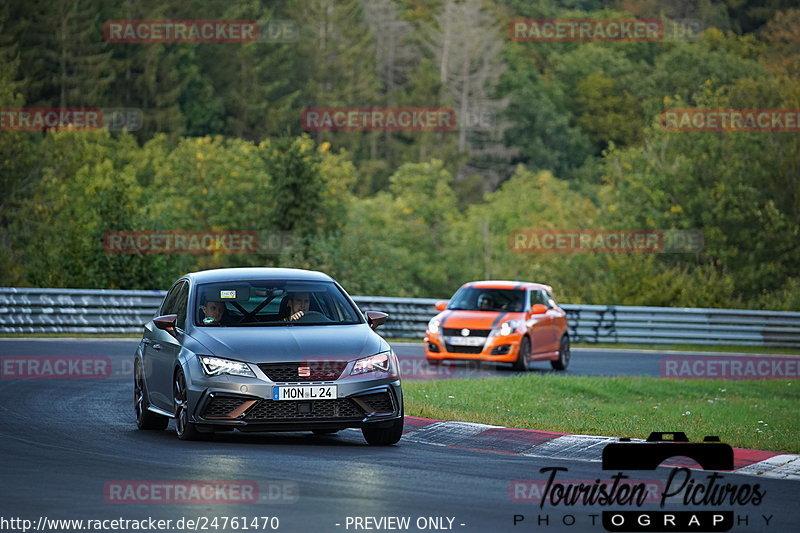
<box><xmin>133</xmin><ymin>267</ymin><xmax>403</xmax><ymax>445</ymax></box>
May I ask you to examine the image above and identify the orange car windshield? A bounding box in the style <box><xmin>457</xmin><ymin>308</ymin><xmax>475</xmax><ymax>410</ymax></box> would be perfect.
<box><xmin>448</xmin><ymin>288</ymin><xmax>524</xmax><ymax>312</ymax></box>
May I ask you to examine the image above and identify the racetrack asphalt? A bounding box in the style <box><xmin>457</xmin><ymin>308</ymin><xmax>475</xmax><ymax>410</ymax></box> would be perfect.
<box><xmin>0</xmin><ymin>338</ymin><xmax>798</xmax><ymax>533</ymax></box>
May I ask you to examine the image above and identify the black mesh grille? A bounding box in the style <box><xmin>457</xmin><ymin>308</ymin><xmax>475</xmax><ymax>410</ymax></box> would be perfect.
<box><xmin>203</xmin><ymin>396</ymin><xmax>248</xmax><ymax>418</ymax></box>
<box><xmin>356</xmin><ymin>392</ymin><xmax>394</xmax><ymax>414</ymax></box>
<box><xmin>245</xmin><ymin>399</ymin><xmax>363</xmax><ymax>420</ymax></box>
<box><xmin>443</xmin><ymin>328</ymin><xmax>491</xmax><ymax>337</ymax></box>
<box><xmin>490</xmin><ymin>344</ymin><xmax>512</xmax><ymax>355</ymax></box>
<box><xmin>257</xmin><ymin>361</ymin><xmax>348</xmax><ymax>382</ymax></box>
<box><xmin>445</xmin><ymin>344</ymin><xmax>484</xmax><ymax>354</ymax></box>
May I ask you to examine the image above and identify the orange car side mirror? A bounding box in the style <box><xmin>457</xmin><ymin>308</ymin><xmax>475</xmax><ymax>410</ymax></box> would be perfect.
<box><xmin>434</xmin><ymin>300</ymin><xmax>448</xmax><ymax>312</ymax></box>
<box><xmin>530</xmin><ymin>304</ymin><xmax>547</xmax><ymax>315</ymax></box>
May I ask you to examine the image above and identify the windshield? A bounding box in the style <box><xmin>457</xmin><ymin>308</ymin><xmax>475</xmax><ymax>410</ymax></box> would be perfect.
<box><xmin>195</xmin><ymin>280</ymin><xmax>362</xmax><ymax>327</ymax></box>
<box><xmin>447</xmin><ymin>288</ymin><xmax>525</xmax><ymax>312</ymax></box>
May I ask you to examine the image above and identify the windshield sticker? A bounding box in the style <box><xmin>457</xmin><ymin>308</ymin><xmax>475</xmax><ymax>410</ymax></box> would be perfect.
<box><xmin>220</xmin><ymin>290</ymin><xmax>236</xmax><ymax>299</ymax></box>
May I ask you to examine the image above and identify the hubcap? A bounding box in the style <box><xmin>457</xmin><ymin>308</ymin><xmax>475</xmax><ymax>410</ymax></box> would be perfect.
<box><xmin>174</xmin><ymin>373</ymin><xmax>188</xmax><ymax>435</ymax></box>
<box><xmin>134</xmin><ymin>366</ymin><xmax>144</xmax><ymax>420</ymax></box>
<box><xmin>522</xmin><ymin>340</ymin><xmax>531</xmax><ymax>369</ymax></box>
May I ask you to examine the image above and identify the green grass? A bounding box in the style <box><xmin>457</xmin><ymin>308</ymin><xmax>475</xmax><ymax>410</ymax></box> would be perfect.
<box><xmin>404</xmin><ymin>374</ymin><xmax>799</xmax><ymax>453</ymax></box>
<box><xmin>574</xmin><ymin>342</ymin><xmax>800</xmax><ymax>356</ymax></box>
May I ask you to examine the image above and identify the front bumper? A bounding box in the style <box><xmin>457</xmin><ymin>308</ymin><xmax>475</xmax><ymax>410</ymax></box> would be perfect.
<box><xmin>423</xmin><ymin>332</ymin><xmax>522</xmax><ymax>364</ymax></box>
<box><xmin>183</xmin><ymin>356</ymin><xmax>403</xmax><ymax>432</ymax></box>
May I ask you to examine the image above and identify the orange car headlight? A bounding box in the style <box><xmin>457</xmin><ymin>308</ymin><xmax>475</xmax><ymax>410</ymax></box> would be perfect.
<box><xmin>490</xmin><ymin>320</ymin><xmax>522</xmax><ymax>337</ymax></box>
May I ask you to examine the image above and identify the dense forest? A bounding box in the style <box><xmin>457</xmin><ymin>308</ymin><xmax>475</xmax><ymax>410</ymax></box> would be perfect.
<box><xmin>1</xmin><ymin>0</ymin><xmax>799</xmax><ymax>309</ymax></box>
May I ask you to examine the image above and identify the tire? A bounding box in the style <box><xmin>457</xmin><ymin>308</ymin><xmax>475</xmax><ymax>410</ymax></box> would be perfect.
<box><xmin>173</xmin><ymin>368</ymin><xmax>211</xmax><ymax>441</ymax></box>
<box><xmin>551</xmin><ymin>335</ymin><xmax>570</xmax><ymax>371</ymax></box>
<box><xmin>362</xmin><ymin>415</ymin><xmax>404</xmax><ymax>446</ymax></box>
<box><xmin>134</xmin><ymin>360</ymin><xmax>168</xmax><ymax>430</ymax></box>
<box><xmin>511</xmin><ymin>336</ymin><xmax>531</xmax><ymax>371</ymax></box>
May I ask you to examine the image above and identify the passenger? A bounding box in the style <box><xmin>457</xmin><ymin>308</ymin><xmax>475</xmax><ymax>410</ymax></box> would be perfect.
<box><xmin>282</xmin><ymin>292</ymin><xmax>310</xmax><ymax>321</ymax></box>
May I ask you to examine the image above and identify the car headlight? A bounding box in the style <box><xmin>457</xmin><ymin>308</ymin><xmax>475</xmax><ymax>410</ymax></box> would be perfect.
<box><xmin>351</xmin><ymin>351</ymin><xmax>395</xmax><ymax>376</ymax></box>
<box><xmin>428</xmin><ymin>317</ymin><xmax>441</xmax><ymax>335</ymax></box>
<box><xmin>491</xmin><ymin>320</ymin><xmax>522</xmax><ymax>337</ymax></box>
<box><xmin>198</xmin><ymin>355</ymin><xmax>255</xmax><ymax>377</ymax></box>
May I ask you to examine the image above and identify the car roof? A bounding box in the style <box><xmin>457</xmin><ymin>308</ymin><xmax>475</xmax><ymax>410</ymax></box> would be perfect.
<box><xmin>461</xmin><ymin>280</ymin><xmax>553</xmax><ymax>292</ymax></box>
<box><xmin>186</xmin><ymin>267</ymin><xmax>334</xmax><ymax>284</ymax></box>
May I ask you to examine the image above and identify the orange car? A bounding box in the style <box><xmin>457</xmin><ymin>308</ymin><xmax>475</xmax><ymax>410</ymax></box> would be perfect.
<box><xmin>424</xmin><ymin>281</ymin><xmax>570</xmax><ymax>371</ymax></box>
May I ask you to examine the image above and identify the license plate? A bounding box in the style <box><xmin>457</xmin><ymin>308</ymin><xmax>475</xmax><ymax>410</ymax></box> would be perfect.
<box><xmin>445</xmin><ymin>336</ymin><xmax>486</xmax><ymax>346</ymax></box>
<box><xmin>272</xmin><ymin>385</ymin><xmax>337</xmax><ymax>401</ymax></box>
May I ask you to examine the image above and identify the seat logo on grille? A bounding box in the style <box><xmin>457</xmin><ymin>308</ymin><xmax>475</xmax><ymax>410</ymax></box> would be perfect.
<box><xmin>461</xmin><ymin>328</ymin><xmax>470</xmax><ymax>336</ymax></box>
<box><xmin>298</xmin><ymin>366</ymin><xmax>311</xmax><ymax>377</ymax></box>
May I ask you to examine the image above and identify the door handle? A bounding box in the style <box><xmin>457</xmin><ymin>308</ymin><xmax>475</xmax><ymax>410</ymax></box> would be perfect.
<box><xmin>152</xmin><ymin>344</ymin><xmax>161</xmax><ymax>351</ymax></box>
<box><xmin>142</xmin><ymin>338</ymin><xmax>151</xmax><ymax>345</ymax></box>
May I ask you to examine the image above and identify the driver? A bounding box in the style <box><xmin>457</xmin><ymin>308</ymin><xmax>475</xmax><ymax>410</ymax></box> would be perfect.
<box><xmin>200</xmin><ymin>300</ymin><xmax>231</xmax><ymax>325</ymax></box>
<box><xmin>477</xmin><ymin>293</ymin><xmax>493</xmax><ymax>310</ymax></box>
<box><xmin>282</xmin><ymin>292</ymin><xmax>310</xmax><ymax>321</ymax></box>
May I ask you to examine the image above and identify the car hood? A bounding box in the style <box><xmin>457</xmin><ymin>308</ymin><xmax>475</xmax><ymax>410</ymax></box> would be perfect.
<box><xmin>187</xmin><ymin>324</ymin><xmax>388</xmax><ymax>363</ymax></box>
<box><xmin>437</xmin><ymin>310</ymin><xmax>525</xmax><ymax>331</ymax></box>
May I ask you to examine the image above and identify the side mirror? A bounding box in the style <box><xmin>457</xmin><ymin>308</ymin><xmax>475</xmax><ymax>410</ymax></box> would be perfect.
<box><xmin>365</xmin><ymin>311</ymin><xmax>388</xmax><ymax>330</ymax></box>
<box><xmin>530</xmin><ymin>304</ymin><xmax>547</xmax><ymax>315</ymax></box>
<box><xmin>434</xmin><ymin>300</ymin><xmax>448</xmax><ymax>312</ymax></box>
<box><xmin>154</xmin><ymin>314</ymin><xmax>178</xmax><ymax>331</ymax></box>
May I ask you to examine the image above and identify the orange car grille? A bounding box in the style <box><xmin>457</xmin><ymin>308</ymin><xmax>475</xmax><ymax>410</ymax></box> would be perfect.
<box><xmin>442</xmin><ymin>328</ymin><xmax>491</xmax><ymax>336</ymax></box>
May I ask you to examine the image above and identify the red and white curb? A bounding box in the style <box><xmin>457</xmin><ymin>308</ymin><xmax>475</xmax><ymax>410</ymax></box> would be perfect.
<box><xmin>400</xmin><ymin>417</ymin><xmax>800</xmax><ymax>480</ymax></box>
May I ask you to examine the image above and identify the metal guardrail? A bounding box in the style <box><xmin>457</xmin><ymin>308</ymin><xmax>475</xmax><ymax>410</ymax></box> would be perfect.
<box><xmin>2</xmin><ymin>287</ymin><xmax>800</xmax><ymax>347</ymax></box>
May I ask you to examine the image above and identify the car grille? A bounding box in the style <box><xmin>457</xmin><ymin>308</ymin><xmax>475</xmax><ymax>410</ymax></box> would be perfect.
<box><xmin>355</xmin><ymin>392</ymin><xmax>394</xmax><ymax>414</ymax></box>
<box><xmin>444</xmin><ymin>343</ymin><xmax>484</xmax><ymax>354</ymax></box>
<box><xmin>257</xmin><ymin>361</ymin><xmax>348</xmax><ymax>382</ymax></box>
<box><xmin>443</xmin><ymin>328</ymin><xmax>491</xmax><ymax>337</ymax></box>
<box><xmin>244</xmin><ymin>398</ymin><xmax>364</xmax><ymax>420</ymax></box>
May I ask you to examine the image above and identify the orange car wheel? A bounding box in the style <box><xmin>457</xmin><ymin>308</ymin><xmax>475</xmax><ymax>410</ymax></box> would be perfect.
<box><xmin>551</xmin><ymin>335</ymin><xmax>570</xmax><ymax>370</ymax></box>
<box><xmin>511</xmin><ymin>336</ymin><xmax>531</xmax><ymax>371</ymax></box>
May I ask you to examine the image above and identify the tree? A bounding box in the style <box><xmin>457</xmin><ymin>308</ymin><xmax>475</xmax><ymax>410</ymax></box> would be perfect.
<box><xmin>499</xmin><ymin>44</ymin><xmax>592</xmax><ymax>182</ymax></box>
<box><xmin>574</xmin><ymin>71</ymin><xmax>645</xmax><ymax>151</ymax></box>
<box><xmin>361</xmin><ymin>0</ymin><xmax>416</xmax><ymax>96</ymax></box>
<box><xmin>421</xmin><ymin>0</ymin><xmax>514</xmax><ymax>187</ymax></box>
<box><xmin>7</xmin><ymin>131</ymin><xmax>158</xmax><ymax>288</ymax></box>
<box><xmin>10</xmin><ymin>0</ymin><xmax>115</xmax><ymax>108</ymax></box>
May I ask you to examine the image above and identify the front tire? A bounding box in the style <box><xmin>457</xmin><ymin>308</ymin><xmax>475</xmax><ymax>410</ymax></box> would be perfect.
<box><xmin>551</xmin><ymin>335</ymin><xmax>570</xmax><ymax>370</ymax></box>
<box><xmin>134</xmin><ymin>360</ymin><xmax>168</xmax><ymax>430</ymax></box>
<box><xmin>362</xmin><ymin>416</ymin><xmax>404</xmax><ymax>446</ymax></box>
<box><xmin>173</xmin><ymin>368</ymin><xmax>210</xmax><ymax>441</ymax></box>
<box><xmin>511</xmin><ymin>336</ymin><xmax>531</xmax><ymax>371</ymax></box>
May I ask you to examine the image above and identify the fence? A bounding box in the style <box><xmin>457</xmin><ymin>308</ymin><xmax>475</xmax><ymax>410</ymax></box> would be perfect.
<box><xmin>1</xmin><ymin>287</ymin><xmax>800</xmax><ymax>347</ymax></box>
